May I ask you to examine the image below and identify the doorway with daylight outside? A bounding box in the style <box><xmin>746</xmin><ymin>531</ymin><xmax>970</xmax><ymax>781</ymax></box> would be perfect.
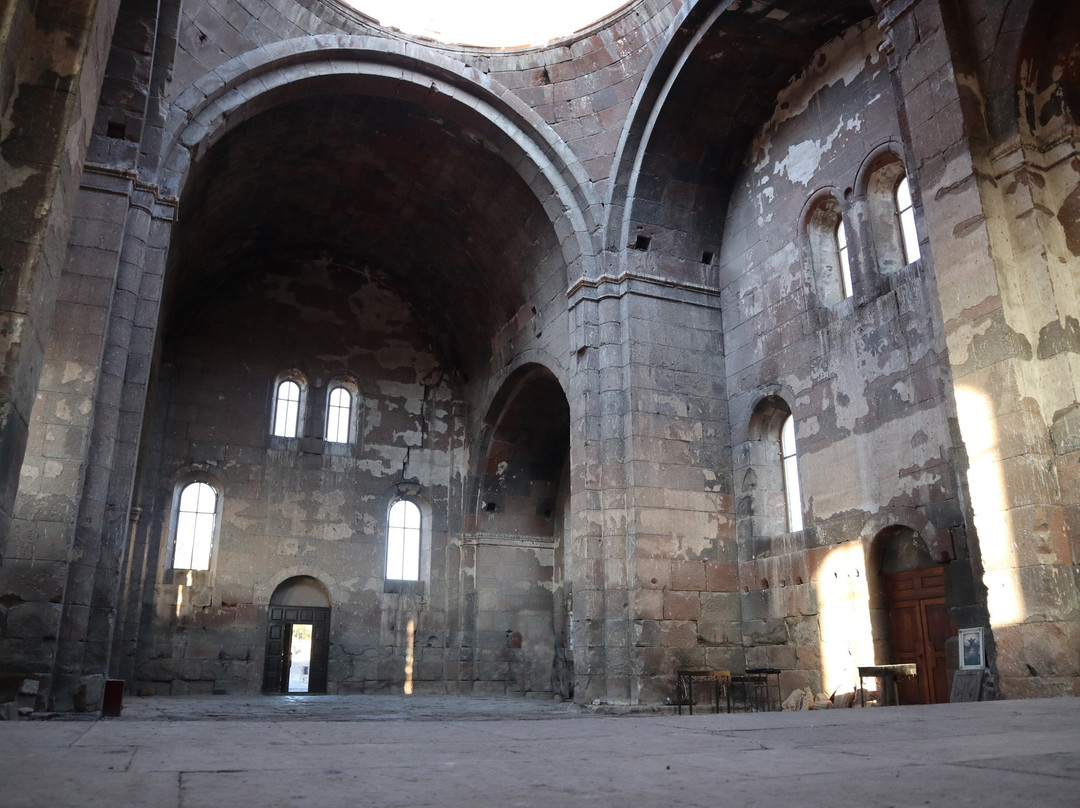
<box><xmin>263</xmin><ymin>576</ymin><xmax>331</xmax><ymax>694</ymax></box>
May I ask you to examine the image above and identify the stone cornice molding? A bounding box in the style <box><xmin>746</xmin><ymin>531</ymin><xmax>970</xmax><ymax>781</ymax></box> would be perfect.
<box><xmin>459</xmin><ymin>533</ymin><xmax>557</xmax><ymax>549</ymax></box>
<box><xmin>567</xmin><ymin>269</ymin><xmax>721</xmax><ymax>310</ymax></box>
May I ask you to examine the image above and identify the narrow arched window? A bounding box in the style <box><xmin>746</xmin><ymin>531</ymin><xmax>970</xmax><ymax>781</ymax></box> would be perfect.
<box><xmin>386</xmin><ymin>500</ymin><xmax>421</xmax><ymax>581</ymax></box>
<box><xmin>173</xmin><ymin>481</ymin><xmax>217</xmax><ymax>570</ymax></box>
<box><xmin>806</xmin><ymin>195</ymin><xmax>850</xmax><ymax>307</ymax></box>
<box><xmin>273</xmin><ymin>379</ymin><xmax>301</xmax><ymax>438</ymax></box>
<box><xmin>836</xmin><ymin>219</ymin><xmax>853</xmax><ymax>298</ymax></box>
<box><xmin>780</xmin><ymin>414</ymin><xmax>803</xmax><ymax>532</ymax></box>
<box><xmin>325</xmin><ymin>386</ymin><xmax>352</xmax><ymax>443</ymax></box>
<box><xmin>896</xmin><ymin>176</ymin><xmax>920</xmax><ymax>264</ymax></box>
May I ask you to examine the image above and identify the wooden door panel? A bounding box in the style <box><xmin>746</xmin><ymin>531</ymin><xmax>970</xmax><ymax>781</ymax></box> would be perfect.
<box><xmin>888</xmin><ymin>602</ymin><xmax>921</xmax><ymax>658</ymax></box>
<box><xmin>924</xmin><ymin>600</ymin><xmax>952</xmax><ymax>653</ymax></box>
<box><xmin>923</xmin><ymin>599</ymin><xmax>953</xmax><ymax>703</ymax></box>
<box><xmin>884</xmin><ymin>565</ymin><xmax>955</xmax><ymax>705</ymax></box>
<box><xmin>887</xmin><ymin>601</ymin><xmax>924</xmax><ymax>704</ymax></box>
<box><xmin>885</xmin><ymin>566</ymin><xmax>945</xmax><ymax>600</ymax></box>
<box><xmin>264</xmin><ymin>606</ymin><xmax>331</xmax><ymax>694</ymax></box>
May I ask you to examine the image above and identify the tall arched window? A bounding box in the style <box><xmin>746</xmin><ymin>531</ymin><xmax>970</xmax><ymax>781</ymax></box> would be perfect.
<box><xmin>737</xmin><ymin>396</ymin><xmax>803</xmax><ymax>543</ymax></box>
<box><xmin>325</xmin><ymin>385</ymin><xmax>352</xmax><ymax>443</ymax></box>
<box><xmin>895</xmin><ymin>175</ymin><xmax>921</xmax><ymax>264</ymax></box>
<box><xmin>173</xmin><ymin>481</ymin><xmax>218</xmax><ymax>570</ymax></box>
<box><xmin>862</xmin><ymin>152</ymin><xmax>919</xmax><ymax>273</ymax></box>
<box><xmin>806</xmin><ymin>194</ymin><xmax>852</xmax><ymax>307</ymax></box>
<box><xmin>273</xmin><ymin>379</ymin><xmax>301</xmax><ymax>438</ymax></box>
<box><xmin>780</xmin><ymin>414</ymin><xmax>803</xmax><ymax>532</ymax></box>
<box><xmin>386</xmin><ymin>500</ymin><xmax>421</xmax><ymax>581</ymax></box>
<box><xmin>836</xmin><ymin>219</ymin><xmax>853</xmax><ymax>298</ymax></box>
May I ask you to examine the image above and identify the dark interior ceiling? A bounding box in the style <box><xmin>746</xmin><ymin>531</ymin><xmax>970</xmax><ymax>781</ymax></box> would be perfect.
<box><xmin>633</xmin><ymin>0</ymin><xmax>877</xmax><ymax>240</ymax></box>
<box><xmin>1020</xmin><ymin>2</ymin><xmax>1080</xmax><ymax>130</ymax></box>
<box><xmin>165</xmin><ymin>92</ymin><xmax>562</xmax><ymax>374</ymax></box>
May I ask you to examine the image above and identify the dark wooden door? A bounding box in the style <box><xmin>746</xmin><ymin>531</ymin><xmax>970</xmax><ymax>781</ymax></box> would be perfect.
<box><xmin>884</xmin><ymin>566</ymin><xmax>955</xmax><ymax>704</ymax></box>
<box><xmin>262</xmin><ymin>606</ymin><xmax>330</xmax><ymax>693</ymax></box>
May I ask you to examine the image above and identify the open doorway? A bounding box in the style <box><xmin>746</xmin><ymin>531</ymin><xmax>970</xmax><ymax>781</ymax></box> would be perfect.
<box><xmin>263</xmin><ymin>577</ymin><xmax>331</xmax><ymax>694</ymax></box>
<box><xmin>287</xmin><ymin>623</ymin><xmax>313</xmax><ymax>693</ymax></box>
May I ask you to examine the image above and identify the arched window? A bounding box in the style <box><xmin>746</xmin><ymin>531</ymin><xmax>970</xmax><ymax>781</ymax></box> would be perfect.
<box><xmin>863</xmin><ymin>153</ymin><xmax>919</xmax><ymax>273</ymax></box>
<box><xmin>895</xmin><ymin>176</ymin><xmax>920</xmax><ymax>264</ymax></box>
<box><xmin>737</xmin><ymin>396</ymin><xmax>803</xmax><ymax>543</ymax></box>
<box><xmin>273</xmin><ymin>379</ymin><xmax>301</xmax><ymax>438</ymax></box>
<box><xmin>325</xmin><ymin>385</ymin><xmax>352</xmax><ymax>443</ymax></box>
<box><xmin>386</xmin><ymin>500</ymin><xmax>421</xmax><ymax>581</ymax></box>
<box><xmin>780</xmin><ymin>414</ymin><xmax>803</xmax><ymax>532</ymax></box>
<box><xmin>836</xmin><ymin>219</ymin><xmax>853</xmax><ymax>299</ymax></box>
<box><xmin>806</xmin><ymin>194</ymin><xmax>852</xmax><ymax>307</ymax></box>
<box><xmin>173</xmin><ymin>481</ymin><xmax>218</xmax><ymax>570</ymax></box>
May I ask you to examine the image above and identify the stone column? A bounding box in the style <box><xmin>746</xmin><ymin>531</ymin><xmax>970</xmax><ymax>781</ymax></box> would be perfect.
<box><xmin>568</xmin><ymin>244</ymin><xmax>735</xmax><ymax>704</ymax></box>
<box><xmin>0</xmin><ymin>0</ymin><xmax>119</xmax><ymax>554</ymax></box>
<box><xmin>567</xmin><ymin>266</ymin><xmax>633</xmax><ymax>702</ymax></box>
<box><xmin>1</xmin><ymin>168</ymin><xmax>130</xmax><ymax>709</ymax></box>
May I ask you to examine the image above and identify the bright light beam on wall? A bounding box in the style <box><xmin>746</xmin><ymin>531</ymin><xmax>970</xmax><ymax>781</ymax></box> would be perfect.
<box><xmin>818</xmin><ymin>542</ymin><xmax>874</xmax><ymax>696</ymax></box>
<box><xmin>954</xmin><ymin>386</ymin><xmax>1024</xmax><ymax>627</ymax></box>
<box><xmin>405</xmin><ymin>619</ymin><xmax>415</xmax><ymax>695</ymax></box>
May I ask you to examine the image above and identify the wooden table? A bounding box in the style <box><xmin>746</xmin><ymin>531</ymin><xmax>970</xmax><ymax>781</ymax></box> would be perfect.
<box><xmin>858</xmin><ymin>664</ymin><xmax>918</xmax><ymax>706</ymax></box>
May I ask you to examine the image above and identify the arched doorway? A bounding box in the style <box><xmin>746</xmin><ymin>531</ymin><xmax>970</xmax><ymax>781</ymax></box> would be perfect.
<box><xmin>263</xmin><ymin>576</ymin><xmax>331</xmax><ymax>694</ymax></box>
<box><xmin>464</xmin><ymin>364</ymin><xmax>571</xmax><ymax>696</ymax></box>
<box><xmin>877</xmin><ymin>527</ymin><xmax>956</xmax><ymax>704</ymax></box>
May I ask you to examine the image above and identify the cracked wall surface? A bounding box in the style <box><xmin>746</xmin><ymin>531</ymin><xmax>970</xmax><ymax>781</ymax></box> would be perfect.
<box><xmin>1</xmin><ymin>0</ymin><xmax>1078</xmax><ymax>709</ymax></box>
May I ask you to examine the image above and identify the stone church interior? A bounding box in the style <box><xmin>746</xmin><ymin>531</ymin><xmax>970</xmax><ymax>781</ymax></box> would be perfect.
<box><xmin>0</xmin><ymin>0</ymin><xmax>1078</xmax><ymax>713</ymax></box>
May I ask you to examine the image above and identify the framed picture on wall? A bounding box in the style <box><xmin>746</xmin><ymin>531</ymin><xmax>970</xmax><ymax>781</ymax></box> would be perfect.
<box><xmin>959</xmin><ymin>627</ymin><xmax>985</xmax><ymax>669</ymax></box>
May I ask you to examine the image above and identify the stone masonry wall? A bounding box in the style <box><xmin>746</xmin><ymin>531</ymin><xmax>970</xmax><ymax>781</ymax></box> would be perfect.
<box><xmin>719</xmin><ymin>20</ymin><xmax>971</xmax><ymax>697</ymax></box>
<box><xmin>5</xmin><ymin>0</ymin><xmax>1080</xmax><ymax>710</ymax></box>
<box><xmin>131</xmin><ymin>260</ymin><xmax>460</xmax><ymax>695</ymax></box>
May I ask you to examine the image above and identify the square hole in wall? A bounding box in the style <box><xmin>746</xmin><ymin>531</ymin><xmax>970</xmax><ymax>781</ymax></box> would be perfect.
<box><xmin>634</xmin><ymin>235</ymin><xmax>651</xmax><ymax>251</ymax></box>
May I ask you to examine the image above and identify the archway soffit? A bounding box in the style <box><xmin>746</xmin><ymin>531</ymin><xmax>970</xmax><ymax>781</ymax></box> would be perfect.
<box><xmin>605</xmin><ymin>0</ymin><xmax>884</xmax><ymax>254</ymax></box>
<box><xmin>859</xmin><ymin>507</ymin><xmax>956</xmax><ymax>564</ymax></box>
<box><xmin>604</xmin><ymin>0</ymin><xmax>730</xmax><ymax>252</ymax></box>
<box><xmin>158</xmin><ymin>35</ymin><xmax>602</xmax><ymax>277</ymax></box>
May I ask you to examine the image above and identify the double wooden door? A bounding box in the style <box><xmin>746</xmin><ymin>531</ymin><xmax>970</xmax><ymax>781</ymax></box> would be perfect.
<box><xmin>262</xmin><ymin>606</ymin><xmax>330</xmax><ymax>694</ymax></box>
<box><xmin>884</xmin><ymin>565</ymin><xmax>955</xmax><ymax>704</ymax></box>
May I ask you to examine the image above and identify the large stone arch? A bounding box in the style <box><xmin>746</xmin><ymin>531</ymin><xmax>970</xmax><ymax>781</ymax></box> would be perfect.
<box><xmin>460</xmin><ymin>362</ymin><xmax>572</xmax><ymax>696</ymax></box>
<box><xmin>156</xmin><ymin>35</ymin><xmax>602</xmax><ymax>287</ymax></box>
<box><xmin>604</xmin><ymin>0</ymin><xmax>878</xmax><ymax>263</ymax></box>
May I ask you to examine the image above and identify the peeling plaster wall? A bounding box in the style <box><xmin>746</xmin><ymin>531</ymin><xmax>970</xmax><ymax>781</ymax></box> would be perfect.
<box><xmin>6</xmin><ymin>0</ymin><xmax>1080</xmax><ymax>709</ymax></box>
<box><xmin>131</xmin><ymin>262</ymin><xmax>464</xmax><ymax>695</ymax></box>
<box><xmin>720</xmin><ymin>21</ymin><xmax>971</xmax><ymax>697</ymax></box>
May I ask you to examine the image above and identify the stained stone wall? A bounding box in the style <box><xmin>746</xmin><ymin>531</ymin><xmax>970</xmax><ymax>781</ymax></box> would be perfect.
<box><xmin>128</xmin><ymin>261</ymin><xmax>461</xmax><ymax>694</ymax></box>
<box><xmin>718</xmin><ymin>19</ymin><xmax>971</xmax><ymax>697</ymax></box>
<box><xmin>1</xmin><ymin>0</ymin><xmax>1079</xmax><ymax>711</ymax></box>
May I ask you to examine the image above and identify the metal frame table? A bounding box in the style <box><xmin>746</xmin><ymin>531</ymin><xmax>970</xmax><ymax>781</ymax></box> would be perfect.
<box><xmin>676</xmin><ymin>670</ymin><xmax>732</xmax><ymax>715</ymax></box>
<box><xmin>858</xmin><ymin>664</ymin><xmax>918</xmax><ymax>706</ymax></box>
<box><xmin>744</xmin><ymin>667</ymin><xmax>782</xmax><ymax>711</ymax></box>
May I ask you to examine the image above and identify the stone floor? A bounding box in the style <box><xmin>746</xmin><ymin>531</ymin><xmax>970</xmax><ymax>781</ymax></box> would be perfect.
<box><xmin>2</xmin><ymin>694</ymin><xmax>1077</xmax><ymax>807</ymax></box>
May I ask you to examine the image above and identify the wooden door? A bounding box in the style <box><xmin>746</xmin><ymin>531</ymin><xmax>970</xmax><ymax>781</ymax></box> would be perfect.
<box><xmin>262</xmin><ymin>606</ymin><xmax>330</xmax><ymax>694</ymax></box>
<box><xmin>884</xmin><ymin>566</ymin><xmax>955</xmax><ymax>704</ymax></box>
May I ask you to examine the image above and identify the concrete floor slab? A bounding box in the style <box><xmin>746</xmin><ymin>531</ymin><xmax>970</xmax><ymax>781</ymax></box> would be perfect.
<box><xmin>0</xmin><ymin>695</ymin><xmax>1077</xmax><ymax>807</ymax></box>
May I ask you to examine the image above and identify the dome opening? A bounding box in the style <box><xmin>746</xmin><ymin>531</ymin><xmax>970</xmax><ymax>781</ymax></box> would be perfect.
<box><xmin>345</xmin><ymin>0</ymin><xmax>633</xmax><ymax>47</ymax></box>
